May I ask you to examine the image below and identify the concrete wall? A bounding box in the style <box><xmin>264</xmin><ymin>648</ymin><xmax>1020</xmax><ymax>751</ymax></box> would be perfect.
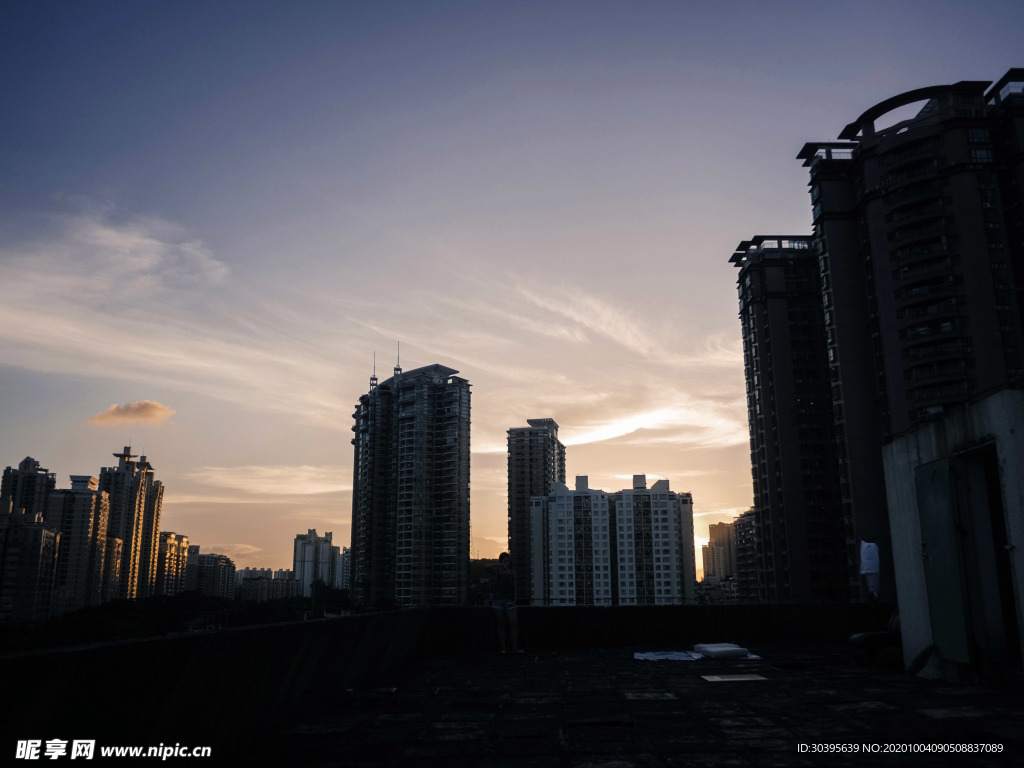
<box><xmin>883</xmin><ymin>388</ymin><xmax>1024</xmax><ymax>678</ymax></box>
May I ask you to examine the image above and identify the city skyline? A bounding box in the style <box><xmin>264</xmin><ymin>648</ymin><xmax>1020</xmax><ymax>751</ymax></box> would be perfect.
<box><xmin>2</xmin><ymin>2</ymin><xmax>1021</xmax><ymax>574</ymax></box>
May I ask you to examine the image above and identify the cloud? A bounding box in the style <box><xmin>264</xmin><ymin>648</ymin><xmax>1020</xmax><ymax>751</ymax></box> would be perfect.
<box><xmin>161</xmin><ymin>494</ymin><xmax>272</xmax><ymax>506</ymax></box>
<box><xmin>189</xmin><ymin>465</ymin><xmax>351</xmax><ymax>496</ymax></box>
<box><xmin>89</xmin><ymin>400</ymin><xmax>176</xmax><ymax>424</ymax></box>
<box><xmin>472</xmin><ymin>535</ymin><xmax>507</xmax><ymax>559</ymax></box>
<box><xmin>208</xmin><ymin>543</ymin><xmax>263</xmax><ymax>560</ymax></box>
<box><xmin>562</xmin><ymin>398</ymin><xmax>748</xmax><ymax>450</ymax></box>
<box><xmin>513</xmin><ymin>282</ymin><xmax>742</xmax><ymax>370</ymax></box>
<box><xmin>0</xmin><ymin>206</ymin><xmax>356</xmax><ymax>424</ymax></box>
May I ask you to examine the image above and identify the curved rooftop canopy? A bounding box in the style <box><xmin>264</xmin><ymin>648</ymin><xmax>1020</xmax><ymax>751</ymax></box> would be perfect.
<box><xmin>838</xmin><ymin>81</ymin><xmax>990</xmax><ymax>140</ymax></box>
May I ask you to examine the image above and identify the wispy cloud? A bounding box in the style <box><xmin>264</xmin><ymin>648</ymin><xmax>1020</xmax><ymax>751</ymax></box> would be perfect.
<box><xmin>513</xmin><ymin>282</ymin><xmax>742</xmax><ymax>369</ymax></box>
<box><xmin>189</xmin><ymin>465</ymin><xmax>351</xmax><ymax>496</ymax></box>
<box><xmin>210</xmin><ymin>543</ymin><xmax>263</xmax><ymax>560</ymax></box>
<box><xmin>0</xmin><ymin>208</ymin><xmax>354</xmax><ymax>423</ymax></box>
<box><xmin>162</xmin><ymin>494</ymin><xmax>273</xmax><ymax>506</ymax></box>
<box><xmin>562</xmin><ymin>396</ymin><xmax>748</xmax><ymax>449</ymax></box>
<box><xmin>89</xmin><ymin>400</ymin><xmax>176</xmax><ymax>425</ymax></box>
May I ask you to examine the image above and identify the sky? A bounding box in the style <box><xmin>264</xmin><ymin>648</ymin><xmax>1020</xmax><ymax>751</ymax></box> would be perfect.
<box><xmin>2</xmin><ymin>1</ymin><xmax>1021</xmax><ymax>576</ymax></box>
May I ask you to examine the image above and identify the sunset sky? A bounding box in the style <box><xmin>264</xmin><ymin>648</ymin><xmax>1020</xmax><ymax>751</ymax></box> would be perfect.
<box><xmin>2</xmin><ymin>1</ymin><xmax>1021</xmax><ymax>575</ymax></box>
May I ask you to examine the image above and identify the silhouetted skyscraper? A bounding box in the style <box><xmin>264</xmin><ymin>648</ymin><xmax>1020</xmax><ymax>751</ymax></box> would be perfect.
<box><xmin>0</xmin><ymin>496</ymin><xmax>60</xmax><ymax>623</ymax></box>
<box><xmin>350</xmin><ymin>363</ymin><xmax>471</xmax><ymax>607</ymax></box>
<box><xmin>507</xmin><ymin>418</ymin><xmax>565</xmax><ymax>604</ymax></box>
<box><xmin>733</xmin><ymin>508</ymin><xmax>759</xmax><ymax>603</ymax></box>
<box><xmin>786</xmin><ymin>71</ymin><xmax>1024</xmax><ymax>671</ymax></box>
<box><xmin>730</xmin><ymin>236</ymin><xmax>848</xmax><ymax>603</ymax></box>
<box><xmin>795</xmin><ymin>72</ymin><xmax>1024</xmax><ymax>602</ymax></box>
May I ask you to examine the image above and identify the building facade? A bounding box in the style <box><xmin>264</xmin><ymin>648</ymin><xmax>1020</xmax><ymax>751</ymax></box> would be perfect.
<box><xmin>46</xmin><ymin>476</ymin><xmax>109</xmax><ymax>615</ymax></box>
<box><xmin>0</xmin><ymin>496</ymin><xmax>60</xmax><ymax>623</ymax></box>
<box><xmin>733</xmin><ymin>508</ymin><xmax>759</xmax><ymax>603</ymax></box>
<box><xmin>155</xmin><ymin>532</ymin><xmax>190</xmax><ymax>596</ymax></box>
<box><xmin>350</xmin><ymin>363</ymin><xmax>471</xmax><ymax>607</ymax></box>
<box><xmin>730</xmin><ymin>236</ymin><xmax>849</xmax><ymax>603</ymax></box>
<box><xmin>701</xmin><ymin>521</ymin><xmax>737</xmax><ymax>581</ymax></box>
<box><xmin>794</xmin><ymin>70</ymin><xmax>1024</xmax><ymax>674</ymax></box>
<box><xmin>184</xmin><ymin>545</ymin><xmax>236</xmax><ymax>600</ymax></box>
<box><xmin>293</xmin><ymin>529</ymin><xmax>341</xmax><ymax>597</ymax></box>
<box><xmin>1</xmin><ymin>457</ymin><xmax>55</xmax><ymax>519</ymax></box>
<box><xmin>507</xmin><ymin>418</ymin><xmax>566</xmax><ymax>604</ymax></box>
<box><xmin>136</xmin><ymin>463</ymin><xmax>163</xmax><ymax>599</ymax></box>
<box><xmin>529</xmin><ymin>475</ymin><xmax>696</xmax><ymax>606</ymax></box>
<box><xmin>98</xmin><ymin>447</ymin><xmax>149</xmax><ymax>600</ymax></box>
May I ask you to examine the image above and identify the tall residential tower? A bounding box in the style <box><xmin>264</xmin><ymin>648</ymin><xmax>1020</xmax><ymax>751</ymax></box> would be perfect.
<box><xmin>507</xmin><ymin>418</ymin><xmax>565</xmax><ymax>604</ymax></box>
<box><xmin>350</xmin><ymin>363</ymin><xmax>471</xmax><ymax>607</ymax></box>
<box><xmin>730</xmin><ymin>236</ymin><xmax>848</xmax><ymax>602</ymax></box>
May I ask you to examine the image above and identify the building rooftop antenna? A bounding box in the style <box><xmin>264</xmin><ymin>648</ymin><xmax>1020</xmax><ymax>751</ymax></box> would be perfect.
<box><xmin>394</xmin><ymin>341</ymin><xmax>402</xmax><ymax>377</ymax></box>
<box><xmin>370</xmin><ymin>351</ymin><xmax>378</xmax><ymax>390</ymax></box>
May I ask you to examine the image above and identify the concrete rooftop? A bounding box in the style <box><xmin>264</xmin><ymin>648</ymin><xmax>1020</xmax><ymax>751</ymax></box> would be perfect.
<box><xmin>267</xmin><ymin>644</ymin><xmax>1024</xmax><ymax>767</ymax></box>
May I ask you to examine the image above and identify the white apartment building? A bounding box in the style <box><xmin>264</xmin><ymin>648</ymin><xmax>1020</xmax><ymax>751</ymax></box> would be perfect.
<box><xmin>530</xmin><ymin>475</ymin><xmax>696</xmax><ymax>606</ymax></box>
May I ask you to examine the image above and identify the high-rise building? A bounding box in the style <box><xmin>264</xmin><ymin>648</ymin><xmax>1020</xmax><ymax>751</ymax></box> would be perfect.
<box><xmin>1</xmin><ymin>457</ymin><xmax>55</xmax><ymax>519</ymax></box>
<box><xmin>701</xmin><ymin>521</ymin><xmax>737</xmax><ymax>581</ymax></box>
<box><xmin>293</xmin><ymin>529</ymin><xmax>339</xmax><ymax>597</ymax></box>
<box><xmin>529</xmin><ymin>475</ymin><xmax>696</xmax><ymax>606</ymax></box>
<box><xmin>0</xmin><ymin>496</ymin><xmax>60</xmax><ymax>623</ymax></box>
<box><xmin>46</xmin><ymin>476</ymin><xmax>109</xmax><ymax>614</ymax></box>
<box><xmin>730</xmin><ymin>236</ymin><xmax>848</xmax><ymax>603</ymax></box>
<box><xmin>237</xmin><ymin>573</ymin><xmax>301</xmax><ymax>603</ymax></box>
<box><xmin>136</xmin><ymin>459</ymin><xmax>163</xmax><ymax>599</ymax></box>
<box><xmin>155</xmin><ymin>532</ymin><xmax>189</xmax><ymax>596</ymax></box>
<box><xmin>795</xmin><ymin>71</ymin><xmax>1024</xmax><ymax>604</ymax></box>
<box><xmin>339</xmin><ymin>546</ymin><xmax>351</xmax><ymax>591</ymax></box>
<box><xmin>507</xmin><ymin>418</ymin><xmax>565</xmax><ymax>604</ymax></box>
<box><xmin>733</xmin><ymin>508</ymin><xmax>759</xmax><ymax>603</ymax></box>
<box><xmin>98</xmin><ymin>447</ymin><xmax>149</xmax><ymax>600</ymax></box>
<box><xmin>350</xmin><ymin>363</ymin><xmax>471</xmax><ymax>607</ymax></box>
<box><xmin>102</xmin><ymin>537</ymin><xmax>123</xmax><ymax>603</ymax></box>
<box><xmin>790</xmin><ymin>70</ymin><xmax>1024</xmax><ymax>673</ymax></box>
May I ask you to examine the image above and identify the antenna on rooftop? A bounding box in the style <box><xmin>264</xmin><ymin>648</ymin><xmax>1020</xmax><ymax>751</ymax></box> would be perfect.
<box><xmin>394</xmin><ymin>341</ymin><xmax>402</xmax><ymax>377</ymax></box>
<box><xmin>370</xmin><ymin>351</ymin><xmax>378</xmax><ymax>390</ymax></box>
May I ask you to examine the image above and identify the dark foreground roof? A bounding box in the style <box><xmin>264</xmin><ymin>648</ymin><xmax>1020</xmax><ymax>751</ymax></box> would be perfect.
<box><xmin>268</xmin><ymin>645</ymin><xmax>1024</xmax><ymax>767</ymax></box>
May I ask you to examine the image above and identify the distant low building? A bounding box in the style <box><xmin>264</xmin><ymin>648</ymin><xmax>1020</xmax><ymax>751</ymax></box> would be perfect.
<box><xmin>237</xmin><ymin>575</ymin><xmax>302</xmax><ymax>603</ymax></box>
<box><xmin>293</xmin><ymin>529</ymin><xmax>344</xmax><ymax>597</ymax></box>
<box><xmin>184</xmin><ymin>545</ymin><xmax>235</xmax><ymax>600</ymax></box>
<box><xmin>235</xmin><ymin>567</ymin><xmax>274</xmax><ymax>586</ymax></box>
